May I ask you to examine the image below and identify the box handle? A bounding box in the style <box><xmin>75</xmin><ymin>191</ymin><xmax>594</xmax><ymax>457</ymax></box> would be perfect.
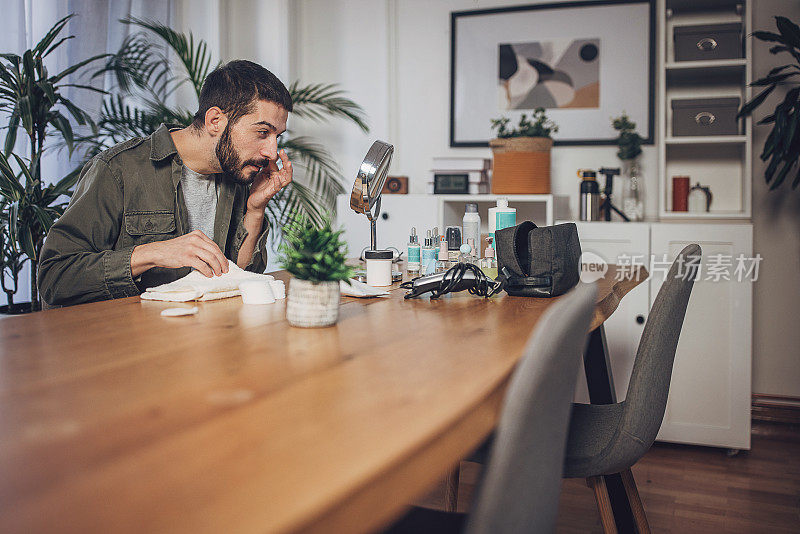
<box><xmin>694</xmin><ymin>111</ymin><xmax>716</xmax><ymax>126</ymax></box>
<box><xmin>696</xmin><ymin>37</ymin><xmax>718</xmax><ymax>51</ymax></box>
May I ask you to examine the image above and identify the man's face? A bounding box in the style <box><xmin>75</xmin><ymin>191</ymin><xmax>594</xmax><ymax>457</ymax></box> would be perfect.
<box><xmin>215</xmin><ymin>99</ymin><xmax>289</xmax><ymax>184</ymax></box>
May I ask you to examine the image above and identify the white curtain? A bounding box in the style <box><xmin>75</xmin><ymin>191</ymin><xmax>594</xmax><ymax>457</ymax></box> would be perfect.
<box><xmin>0</xmin><ymin>0</ymin><xmax>173</xmax><ymax>305</ymax></box>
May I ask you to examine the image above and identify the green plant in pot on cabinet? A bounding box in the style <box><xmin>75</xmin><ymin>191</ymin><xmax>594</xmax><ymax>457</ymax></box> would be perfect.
<box><xmin>612</xmin><ymin>112</ymin><xmax>645</xmax><ymax>221</ymax></box>
<box><xmin>738</xmin><ymin>16</ymin><xmax>800</xmax><ymax>190</ymax></box>
<box><xmin>0</xmin><ymin>14</ymin><xmax>107</xmax><ymax>312</ymax></box>
<box><xmin>489</xmin><ymin>108</ymin><xmax>558</xmax><ymax>195</ymax></box>
<box><xmin>280</xmin><ymin>215</ymin><xmax>354</xmax><ymax>328</ymax></box>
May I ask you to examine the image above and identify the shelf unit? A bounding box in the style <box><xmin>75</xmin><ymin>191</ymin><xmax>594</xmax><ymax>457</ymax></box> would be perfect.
<box><xmin>658</xmin><ymin>0</ymin><xmax>752</xmax><ymax>220</ymax></box>
<box><xmin>437</xmin><ymin>194</ymin><xmax>566</xmax><ymax>232</ymax></box>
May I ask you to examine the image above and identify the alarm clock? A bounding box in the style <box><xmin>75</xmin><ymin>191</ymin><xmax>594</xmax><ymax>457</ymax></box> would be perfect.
<box><xmin>433</xmin><ymin>173</ymin><xmax>469</xmax><ymax>194</ymax></box>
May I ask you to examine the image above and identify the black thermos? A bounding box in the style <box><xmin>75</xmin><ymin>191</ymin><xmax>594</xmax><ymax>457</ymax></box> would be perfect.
<box><xmin>579</xmin><ymin>170</ymin><xmax>600</xmax><ymax>221</ymax></box>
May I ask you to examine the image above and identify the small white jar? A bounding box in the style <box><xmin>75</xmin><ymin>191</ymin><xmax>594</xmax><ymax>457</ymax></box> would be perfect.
<box><xmin>364</xmin><ymin>249</ymin><xmax>393</xmax><ymax>286</ymax></box>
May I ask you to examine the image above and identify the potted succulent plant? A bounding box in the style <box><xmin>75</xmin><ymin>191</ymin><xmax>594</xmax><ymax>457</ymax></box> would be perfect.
<box><xmin>280</xmin><ymin>215</ymin><xmax>354</xmax><ymax>328</ymax></box>
<box><xmin>489</xmin><ymin>108</ymin><xmax>558</xmax><ymax>194</ymax></box>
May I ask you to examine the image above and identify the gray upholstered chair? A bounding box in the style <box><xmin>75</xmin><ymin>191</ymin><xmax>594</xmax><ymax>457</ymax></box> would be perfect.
<box><xmin>383</xmin><ymin>282</ymin><xmax>598</xmax><ymax>534</ymax></box>
<box><xmin>562</xmin><ymin>243</ymin><xmax>701</xmax><ymax>532</ymax></box>
<box><xmin>459</xmin><ymin>244</ymin><xmax>701</xmax><ymax>533</ymax></box>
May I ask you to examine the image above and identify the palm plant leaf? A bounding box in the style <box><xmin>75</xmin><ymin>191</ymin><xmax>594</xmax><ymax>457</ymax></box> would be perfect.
<box><xmin>121</xmin><ymin>16</ymin><xmax>217</xmax><ymax>97</ymax></box>
<box><xmin>741</xmin><ymin>16</ymin><xmax>800</xmax><ymax>190</ymax></box>
<box><xmin>288</xmin><ymin>81</ymin><xmax>369</xmax><ymax>132</ymax></box>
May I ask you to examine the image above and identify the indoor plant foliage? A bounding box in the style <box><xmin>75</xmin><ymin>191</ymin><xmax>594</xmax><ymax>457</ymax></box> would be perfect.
<box><xmin>737</xmin><ymin>15</ymin><xmax>800</xmax><ymax>190</ymax></box>
<box><xmin>612</xmin><ymin>113</ymin><xmax>643</xmax><ymax>161</ymax></box>
<box><xmin>490</xmin><ymin>108</ymin><xmax>559</xmax><ymax>139</ymax></box>
<box><xmin>86</xmin><ymin>17</ymin><xmax>369</xmax><ymax>235</ymax></box>
<box><xmin>279</xmin><ymin>215</ymin><xmax>353</xmax><ymax>328</ymax></box>
<box><xmin>489</xmin><ymin>108</ymin><xmax>558</xmax><ymax>195</ymax></box>
<box><xmin>612</xmin><ymin>112</ymin><xmax>645</xmax><ymax>221</ymax></box>
<box><xmin>0</xmin><ymin>14</ymin><xmax>107</xmax><ymax>312</ymax></box>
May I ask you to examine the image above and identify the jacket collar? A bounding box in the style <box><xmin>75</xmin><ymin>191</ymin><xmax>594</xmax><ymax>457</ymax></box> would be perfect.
<box><xmin>149</xmin><ymin>123</ymin><xmax>184</xmax><ymax>163</ymax></box>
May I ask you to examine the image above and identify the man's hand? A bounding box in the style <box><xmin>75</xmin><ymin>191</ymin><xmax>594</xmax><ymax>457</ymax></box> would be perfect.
<box><xmin>247</xmin><ymin>149</ymin><xmax>293</xmax><ymax>212</ymax></box>
<box><xmin>131</xmin><ymin>230</ymin><xmax>229</xmax><ymax>278</ymax></box>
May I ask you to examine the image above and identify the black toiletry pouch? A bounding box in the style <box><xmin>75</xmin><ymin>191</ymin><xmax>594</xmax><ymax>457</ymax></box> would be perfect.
<box><xmin>495</xmin><ymin>221</ymin><xmax>581</xmax><ymax>297</ymax></box>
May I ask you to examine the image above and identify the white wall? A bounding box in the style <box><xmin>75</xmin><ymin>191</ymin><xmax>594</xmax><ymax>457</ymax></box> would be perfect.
<box><xmin>750</xmin><ymin>0</ymin><xmax>800</xmax><ymax>398</ymax></box>
<box><xmin>291</xmin><ymin>0</ymin><xmax>659</xmax><ymax>221</ymax></box>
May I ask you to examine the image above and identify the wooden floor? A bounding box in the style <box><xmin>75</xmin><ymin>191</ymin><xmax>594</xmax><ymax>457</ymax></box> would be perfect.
<box><xmin>419</xmin><ymin>422</ymin><xmax>800</xmax><ymax>533</ymax></box>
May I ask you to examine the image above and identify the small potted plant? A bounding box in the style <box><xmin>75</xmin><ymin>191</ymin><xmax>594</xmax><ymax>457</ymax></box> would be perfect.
<box><xmin>612</xmin><ymin>112</ymin><xmax>645</xmax><ymax>221</ymax></box>
<box><xmin>280</xmin><ymin>214</ymin><xmax>354</xmax><ymax>328</ymax></box>
<box><xmin>489</xmin><ymin>108</ymin><xmax>558</xmax><ymax>194</ymax></box>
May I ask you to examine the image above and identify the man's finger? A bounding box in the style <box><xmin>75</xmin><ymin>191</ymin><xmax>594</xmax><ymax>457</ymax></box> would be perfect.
<box><xmin>279</xmin><ymin>149</ymin><xmax>291</xmax><ymax>168</ymax></box>
<box><xmin>190</xmin><ymin>258</ymin><xmax>214</xmax><ymax>278</ymax></box>
<box><xmin>195</xmin><ymin>247</ymin><xmax>224</xmax><ymax>276</ymax></box>
<box><xmin>198</xmin><ymin>241</ymin><xmax>229</xmax><ymax>273</ymax></box>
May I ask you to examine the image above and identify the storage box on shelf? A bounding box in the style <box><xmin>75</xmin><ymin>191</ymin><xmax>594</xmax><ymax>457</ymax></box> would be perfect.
<box><xmin>658</xmin><ymin>0</ymin><xmax>752</xmax><ymax>219</ymax></box>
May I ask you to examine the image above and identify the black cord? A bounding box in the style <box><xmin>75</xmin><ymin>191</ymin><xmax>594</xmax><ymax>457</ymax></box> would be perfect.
<box><xmin>427</xmin><ymin>263</ymin><xmax>504</xmax><ymax>299</ymax></box>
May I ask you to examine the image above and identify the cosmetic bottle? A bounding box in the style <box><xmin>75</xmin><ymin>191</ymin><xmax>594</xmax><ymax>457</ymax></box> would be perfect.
<box><xmin>407</xmin><ymin>227</ymin><xmax>420</xmax><ymax>273</ymax></box>
<box><xmin>435</xmin><ymin>240</ymin><xmax>450</xmax><ymax>273</ymax></box>
<box><xmin>480</xmin><ymin>237</ymin><xmax>498</xmax><ymax>279</ymax></box>
<box><xmin>458</xmin><ymin>242</ymin><xmax>478</xmax><ymax>265</ymax></box>
<box><xmin>462</xmin><ymin>203</ymin><xmax>481</xmax><ymax>254</ymax></box>
<box><xmin>445</xmin><ymin>226</ymin><xmax>462</xmax><ymax>263</ymax></box>
<box><xmin>488</xmin><ymin>197</ymin><xmax>516</xmax><ymax>248</ymax></box>
<box><xmin>421</xmin><ymin>231</ymin><xmax>436</xmax><ymax>275</ymax></box>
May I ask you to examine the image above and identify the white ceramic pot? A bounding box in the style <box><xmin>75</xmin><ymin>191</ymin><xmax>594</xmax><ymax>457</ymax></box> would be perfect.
<box><xmin>285</xmin><ymin>278</ymin><xmax>340</xmax><ymax>328</ymax></box>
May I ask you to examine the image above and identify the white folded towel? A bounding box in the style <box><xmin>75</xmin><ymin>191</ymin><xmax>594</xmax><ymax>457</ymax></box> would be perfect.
<box><xmin>340</xmin><ymin>278</ymin><xmax>391</xmax><ymax>298</ymax></box>
<box><xmin>141</xmin><ymin>263</ymin><xmax>275</xmax><ymax>302</ymax></box>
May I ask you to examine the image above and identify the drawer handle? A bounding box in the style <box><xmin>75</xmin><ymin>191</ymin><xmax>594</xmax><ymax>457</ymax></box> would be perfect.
<box><xmin>636</xmin><ymin>315</ymin><xmax>645</xmax><ymax>325</ymax></box>
<box><xmin>695</xmin><ymin>111</ymin><xmax>716</xmax><ymax>126</ymax></box>
<box><xmin>697</xmin><ymin>37</ymin><xmax>718</xmax><ymax>51</ymax></box>
<box><xmin>381</xmin><ymin>212</ymin><xmax>389</xmax><ymax>220</ymax></box>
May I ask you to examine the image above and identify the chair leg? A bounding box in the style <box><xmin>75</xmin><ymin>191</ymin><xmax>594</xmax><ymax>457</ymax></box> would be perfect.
<box><xmin>443</xmin><ymin>464</ymin><xmax>460</xmax><ymax>512</ymax></box>
<box><xmin>620</xmin><ymin>468</ymin><xmax>651</xmax><ymax>534</ymax></box>
<box><xmin>586</xmin><ymin>476</ymin><xmax>618</xmax><ymax>534</ymax></box>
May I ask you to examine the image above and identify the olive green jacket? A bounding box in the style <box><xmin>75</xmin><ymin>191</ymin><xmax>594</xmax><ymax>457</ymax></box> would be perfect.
<box><xmin>38</xmin><ymin>124</ymin><xmax>269</xmax><ymax>307</ymax></box>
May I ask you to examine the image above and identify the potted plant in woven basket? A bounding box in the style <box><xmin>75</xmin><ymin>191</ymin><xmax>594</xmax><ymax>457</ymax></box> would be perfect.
<box><xmin>489</xmin><ymin>108</ymin><xmax>558</xmax><ymax>194</ymax></box>
<box><xmin>280</xmin><ymin>215</ymin><xmax>354</xmax><ymax>328</ymax></box>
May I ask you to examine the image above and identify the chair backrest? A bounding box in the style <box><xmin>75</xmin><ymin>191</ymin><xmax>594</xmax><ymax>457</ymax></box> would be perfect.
<box><xmin>620</xmin><ymin>243</ymin><xmax>701</xmax><ymax>454</ymax></box>
<box><xmin>465</xmin><ymin>282</ymin><xmax>598</xmax><ymax>534</ymax></box>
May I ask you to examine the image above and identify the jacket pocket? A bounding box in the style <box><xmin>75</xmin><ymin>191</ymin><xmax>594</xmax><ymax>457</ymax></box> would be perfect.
<box><xmin>124</xmin><ymin>210</ymin><xmax>176</xmax><ymax>236</ymax></box>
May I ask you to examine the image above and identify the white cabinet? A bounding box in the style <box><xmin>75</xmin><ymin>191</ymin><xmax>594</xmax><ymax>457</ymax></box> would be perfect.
<box><xmin>573</xmin><ymin>221</ymin><xmax>752</xmax><ymax>450</ymax></box>
<box><xmin>650</xmin><ymin>224</ymin><xmax>752</xmax><ymax>450</ymax></box>
<box><xmin>573</xmin><ymin>223</ymin><xmax>651</xmax><ymax>404</ymax></box>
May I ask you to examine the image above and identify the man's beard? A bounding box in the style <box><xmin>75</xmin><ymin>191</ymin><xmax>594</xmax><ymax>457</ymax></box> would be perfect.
<box><xmin>215</xmin><ymin>123</ymin><xmax>267</xmax><ymax>185</ymax></box>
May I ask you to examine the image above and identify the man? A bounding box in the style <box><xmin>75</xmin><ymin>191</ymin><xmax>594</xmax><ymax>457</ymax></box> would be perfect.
<box><xmin>38</xmin><ymin>60</ymin><xmax>293</xmax><ymax>307</ymax></box>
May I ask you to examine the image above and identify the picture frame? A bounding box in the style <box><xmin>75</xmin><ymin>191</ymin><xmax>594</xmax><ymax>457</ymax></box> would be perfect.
<box><xmin>449</xmin><ymin>0</ymin><xmax>655</xmax><ymax>147</ymax></box>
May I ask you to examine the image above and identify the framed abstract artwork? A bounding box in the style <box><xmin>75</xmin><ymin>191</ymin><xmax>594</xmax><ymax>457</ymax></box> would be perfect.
<box><xmin>449</xmin><ymin>0</ymin><xmax>655</xmax><ymax>147</ymax></box>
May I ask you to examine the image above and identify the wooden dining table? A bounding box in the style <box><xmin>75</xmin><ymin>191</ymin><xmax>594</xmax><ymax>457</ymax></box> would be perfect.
<box><xmin>0</xmin><ymin>265</ymin><xmax>645</xmax><ymax>534</ymax></box>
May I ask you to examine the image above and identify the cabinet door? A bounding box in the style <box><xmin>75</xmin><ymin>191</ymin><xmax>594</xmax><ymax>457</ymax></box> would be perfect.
<box><xmin>336</xmin><ymin>195</ymin><xmax>440</xmax><ymax>257</ymax></box>
<box><xmin>650</xmin><ymin>224</ymin><xmax>752</xmax><ymax>450</ymax></box>
<box><xmin>573</xmin><ymin>222</ymin><xmax>651</xmax><ymax>403</ymax></box>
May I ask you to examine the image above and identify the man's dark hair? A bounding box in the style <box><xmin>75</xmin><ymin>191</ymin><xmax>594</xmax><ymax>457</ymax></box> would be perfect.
<box><xmin>192</xmin><ymin>60</ymin><xmax>293</xmax><ymax>128</ymax></box>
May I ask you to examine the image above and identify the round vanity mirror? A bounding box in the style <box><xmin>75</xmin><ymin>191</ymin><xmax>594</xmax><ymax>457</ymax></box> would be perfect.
<box><xmin>350</xmin><ymin>140</ymin><xmax>393</xmax><ymax>214</ymax></box>
<box><xmin>349</xmin><ymin>140</ymin><xmax>394</xmax><ymax>250</ymax></box>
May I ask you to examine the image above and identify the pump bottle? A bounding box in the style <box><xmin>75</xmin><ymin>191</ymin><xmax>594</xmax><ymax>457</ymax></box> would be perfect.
<box><xmin>407</xmin><ymin>227</ymin><xmax>420</xmax><ymax>273</ymax></box>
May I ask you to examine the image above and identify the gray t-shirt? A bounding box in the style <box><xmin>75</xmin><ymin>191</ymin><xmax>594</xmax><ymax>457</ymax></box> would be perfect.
<box><xmin>180</xmin><ymin>165</ymin><xmax>218</xmax><ymax>240</ymax></box>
